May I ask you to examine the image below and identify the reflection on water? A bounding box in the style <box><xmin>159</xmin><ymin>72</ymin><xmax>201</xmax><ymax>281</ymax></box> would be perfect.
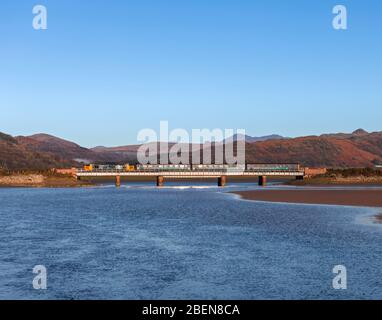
<box><xmin>374</xmin><ymin>214</ymin><xmax>382</xmax><ymax>224</ymax></box>
<box><xmin>0</xmin><ymin>183</ymin><xmax>381</xmax><ymax>299</ymax></box>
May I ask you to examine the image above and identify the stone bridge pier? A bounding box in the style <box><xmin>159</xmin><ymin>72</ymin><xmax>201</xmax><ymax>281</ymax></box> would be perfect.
<box><xmin>218</xmin><ymin>176</ymin><xmax>227</xmax><ymax>187</ymax></box>
<box><xmin>115</xmin><ymin>175</ymin><xmax>121</xmax><ymax>187</ymax></box>
<box><xmin>157</xmin><ymin>176</ymin><xmax>164</xmax><ymax>187</ymax></box>
<box><xmin>258</xmin><ymin>175</ymin><xmax>267</xmax><ymax>186</ymax></box>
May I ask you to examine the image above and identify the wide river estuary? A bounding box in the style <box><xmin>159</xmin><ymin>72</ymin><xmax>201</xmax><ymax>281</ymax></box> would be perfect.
<box><xmin>0</xmin><ymin>183</ymin><xmax>381</xmax><ymax>299</ymax></box>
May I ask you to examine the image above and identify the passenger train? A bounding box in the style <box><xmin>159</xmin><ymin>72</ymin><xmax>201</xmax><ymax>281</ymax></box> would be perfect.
<box><xmin>83</xmin><ymin>163</ymin><xmax>300</xmax><ymax>172</ymax></box>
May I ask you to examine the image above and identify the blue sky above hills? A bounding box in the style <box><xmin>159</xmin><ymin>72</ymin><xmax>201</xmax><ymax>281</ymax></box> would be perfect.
<box><xmin>1</xmin><ymin>0</ymin><xmax>381</xmax><ymax>146</ymax></box>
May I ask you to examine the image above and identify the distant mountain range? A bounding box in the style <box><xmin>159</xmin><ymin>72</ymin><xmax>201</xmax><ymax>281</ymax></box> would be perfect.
<box><xmin>1</xmin><ymin>129</ymin><xmax>382</xmax><ymax>171</ymax></box>
<box><xmin>230</xmin><ymin>133</ymin><xmax>286</xmax><ymax>143</ymax></box>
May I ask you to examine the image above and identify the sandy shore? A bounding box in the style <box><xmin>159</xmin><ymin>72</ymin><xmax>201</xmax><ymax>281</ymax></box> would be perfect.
<box><xmin>288</xmin><ymin>176</ymin><xmax>382</xmax><ymax>186</ymax></box>
<box><xmin>233</xmin><ymin>189</ymin><xmax>382</xmax><ymax>208</ymax></box>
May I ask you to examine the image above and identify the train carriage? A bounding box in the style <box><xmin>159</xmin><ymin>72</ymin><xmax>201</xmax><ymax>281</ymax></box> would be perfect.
<box><xmin>246</xmin><ymin>163</ymin><xmax>300</xmax><ymax>171</ymax></box>
<box><xmin>136</xmin><ymin>164</ymin><xmax>191</xmax><ymax>171</ymax></box>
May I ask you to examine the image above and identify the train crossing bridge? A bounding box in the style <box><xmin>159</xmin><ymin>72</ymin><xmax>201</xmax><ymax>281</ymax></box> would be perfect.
<box><xmin>76</xmin><ymin>169</ymin><xmax>305</xmax><ymax>187</ymax></box>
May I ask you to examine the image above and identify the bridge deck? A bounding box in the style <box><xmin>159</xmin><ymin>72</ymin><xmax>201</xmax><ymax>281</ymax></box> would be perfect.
<box><xmin>76</xmin><ymin>170</ymin><xmax>304</xmax><ymax>177</ymax></box>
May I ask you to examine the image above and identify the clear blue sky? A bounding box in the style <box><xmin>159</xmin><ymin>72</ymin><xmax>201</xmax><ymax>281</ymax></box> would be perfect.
<box><xmin>0</xmin><ymin>0</ymin><xmax>381</xmax><ymax>147</ymax></box>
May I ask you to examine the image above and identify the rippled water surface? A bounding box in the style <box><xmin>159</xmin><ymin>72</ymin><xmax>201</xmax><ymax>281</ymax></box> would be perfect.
<box><xmin>0</xmin><ymin>183</ymin><xmax>381</xmax><ymax>299</ymax></box>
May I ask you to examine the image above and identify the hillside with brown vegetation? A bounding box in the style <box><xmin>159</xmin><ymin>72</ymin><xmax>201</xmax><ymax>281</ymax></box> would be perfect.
<box><xmin>0</xmin><ymin>132</ymin><xmax>74</xmax><ymax>171</ymax></box>
<box><xmin>1</xmin><ymin>129</ymin><xmax>382</xmax><ymax>171</ymax></box>
<box><xmin>245</xmin><ymin>130</ymin><xmax>382</xmax><ymax>167</ymax></box>
<box><xmin>16</xmin><ymin>134</ymin><xmax>98</xmax><ymax>164</ymax></box>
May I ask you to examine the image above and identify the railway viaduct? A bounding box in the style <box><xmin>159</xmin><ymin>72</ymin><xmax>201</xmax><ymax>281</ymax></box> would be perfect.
<box><xmin>76</xmin><ymin>170</ymin><xmax>305</xmax><ymax>187</ymax></box>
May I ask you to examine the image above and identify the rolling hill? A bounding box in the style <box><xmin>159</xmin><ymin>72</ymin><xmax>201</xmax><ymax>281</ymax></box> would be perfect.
<box><xmin>244</xmin><ymin>130</ymin><xmax>382</xmax><ymax>167</ymax></box>
<box><xmin>0</xmin><ymin>132</ymin><xmax>74</xmax><ymax>171</ymax></box>
<box><xmin>1</xmin><ymin>129</ymin><xmax>382</xmax><ymax>171</ymax></box>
